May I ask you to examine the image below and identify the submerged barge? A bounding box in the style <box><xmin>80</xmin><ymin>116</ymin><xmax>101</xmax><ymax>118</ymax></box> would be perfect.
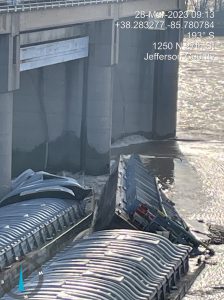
<box><xmin>94</xmin><ymin>154</ymin><xmax>212</xmax><ymax>254</ymax></box>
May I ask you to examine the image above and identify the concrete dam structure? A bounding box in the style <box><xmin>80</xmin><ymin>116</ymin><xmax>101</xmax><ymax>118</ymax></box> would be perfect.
<box><xmin>0</xmin><ymin>0</ymin><xmax>186</xmax><ymax>198</ymax></box>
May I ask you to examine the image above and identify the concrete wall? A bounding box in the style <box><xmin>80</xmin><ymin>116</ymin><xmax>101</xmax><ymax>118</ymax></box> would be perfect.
<box><xmin>0</xmin><ymin>93</ymin><xmax>13</xmax><ymax>197</ymax></box>
<box><xmin>112</xmin><ymin>15</ymin><xmax>181</xmax><ymax>141</ymax></box>
<box><xmin>0</xmin><ymin>1</ymin><xmax>186</xmax><ymax>196</ymax></box>
<box><xmin>12</xmin><ymin>60</ymin><xmax>84</xmax><ymax>176</ymax></box>
<box><xmin>112</xmin><ymin>19</ymin><xmax>156</xmax><ymax>141</ymax></box>
<box><xmin>0</xmin><ymin>33</ymin><xmax>19</xmax><ymax>197</ymax></box>
<box><xmin>12</xmin><ymin>19</ymin><xmax>181</xmax><ymax>176</ymax></box>
<box><xmin>11</xmin><ymin>19</ymin><xmax>181</xmax><ymax>178</ymax></box>
<box><xmin>83</xmin><ymin>20</ymin><xmax>115</xmax><ymax>175</ymax></box>
<box><xmin>152</xmin><ymin>18</ymin><xmax>180</xmax><ymax>138</ymax></box>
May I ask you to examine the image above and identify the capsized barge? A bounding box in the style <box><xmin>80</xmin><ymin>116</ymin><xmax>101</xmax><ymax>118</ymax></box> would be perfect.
<box><xmin>94</xmin><ymin>154</ymin><xmax>212</xmax><ymax>253</ymax></box>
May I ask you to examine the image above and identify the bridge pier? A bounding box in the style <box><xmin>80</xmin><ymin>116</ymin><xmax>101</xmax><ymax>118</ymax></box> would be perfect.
<box><xmin>0</xmin><ymin>33</ymin><xmax>19</xmax><ymax>198</ymax></box>
<box><xmin>83</xmin><ymin>20</ymin><xmax>116</xmax><ymax>175</ymax></box>
<box><xmin>0</xmin><ymin>1</ymin><xmax>186</xmax><ymax>181</ymax></box>
<box><xmin>152</xmin><ymin>15</ymin><xmax>181</xmax><ymax>138</ymax></box>
<box><xmin>112</xmin><ymin>19</ymin><xmax>156</xmax><ymax>141</ymax></box>
<box><xmin>0</xmin><ymin>92</ymin><xmax>13</xmax><ymax>198</ymax></box>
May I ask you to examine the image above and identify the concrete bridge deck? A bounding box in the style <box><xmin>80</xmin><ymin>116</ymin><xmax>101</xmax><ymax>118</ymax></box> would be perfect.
<box><xmin>0</xmin><ymin>0</ymin><xmax>185</xmax><ymax>33</ymax></box>
<box><xmin>0</xmin><ymin>0</ymin><xmax>184</xmax><ymax>13</ymax></box>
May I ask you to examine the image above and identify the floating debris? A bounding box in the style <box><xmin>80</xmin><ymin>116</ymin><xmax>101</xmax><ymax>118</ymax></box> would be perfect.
<box><xmin>208</xmin><ymin>224</ymin><xmax>224</xmax><ymax>245</ymax></box>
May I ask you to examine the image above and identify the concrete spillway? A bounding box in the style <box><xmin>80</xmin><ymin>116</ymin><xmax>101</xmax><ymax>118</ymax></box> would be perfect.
<box><xmin>2</xmin><ymin>229</ymin><xmax>191</xmax><ymax>300</ymax></box>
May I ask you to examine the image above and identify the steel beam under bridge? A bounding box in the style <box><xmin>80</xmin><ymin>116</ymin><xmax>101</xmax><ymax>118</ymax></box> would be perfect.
<box><xmin>20</xmin><ymin>37</ymin><xmax>89</xmax><ymax>71</ymax></box>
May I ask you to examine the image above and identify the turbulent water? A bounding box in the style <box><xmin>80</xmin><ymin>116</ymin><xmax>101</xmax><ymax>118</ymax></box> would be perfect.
<box><xmin>178</xmin><ymin>37</ymin><xmax>224</xmax><ymax>300</ymax></box>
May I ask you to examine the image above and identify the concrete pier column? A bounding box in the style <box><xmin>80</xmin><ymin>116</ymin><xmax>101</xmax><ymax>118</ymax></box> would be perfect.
<box><xmin>83</xmin><ymin>20</ymin><xmax>116</xmax><ymax>175</ymax></box>
<box><xmin>112</xmin><ymin>19</ymin><xmax>156</xmax><ymax>141</ymax></box>
<box><xmin>0</xmin><ymin>32</ymin><xmax>20</xmax><ymax>197</ymax></box>
<box><xmin>153</xmin><ymin>14</ymin><xmax>181</xmax><ymax>138</ymax></box>
<box><xmin>0</xmin><ymin>93</ymin><xmax>13</xmax><ymax>198</ymax></box>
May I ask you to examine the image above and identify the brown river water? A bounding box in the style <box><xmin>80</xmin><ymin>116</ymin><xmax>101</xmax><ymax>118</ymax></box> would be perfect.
<box><xmin>178</xmin><ymin>37</ymin><xmax>224</xmax><ymax>300</ymax></box>
<box><xmin>112</xmin><ymin>37</ymin><xmax>224</xmax><ymax>299</ymax></box>
<box><xmin>145</xmin><ymin>37</ymin><xmax>224</xmax><ymax>300</ymax></box>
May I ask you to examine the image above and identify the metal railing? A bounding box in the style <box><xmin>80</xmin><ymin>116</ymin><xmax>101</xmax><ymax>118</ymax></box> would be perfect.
<box><xmin>0</xmin><ymin>0</ymin><xmax>128</xmax><ymax>13</ymax></box>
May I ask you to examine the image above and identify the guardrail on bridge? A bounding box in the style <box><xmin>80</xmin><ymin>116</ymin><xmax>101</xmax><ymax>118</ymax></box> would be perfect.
<box><xmin>0</xmin><ymin>0</ymin><xmax>128</xmax><ymax>13</ymax></box>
